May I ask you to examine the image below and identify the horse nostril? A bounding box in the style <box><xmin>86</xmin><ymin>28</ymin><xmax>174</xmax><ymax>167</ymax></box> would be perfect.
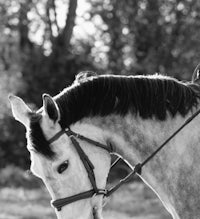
<box><xmin>93</xmin><ymin>207</ymin><xmax>97</xmax><ymax>219</ymax></box>
<box><xmin>93</xmin><ymin>206</ymin><xmax>103</xmax><ymax>219</ymax></box>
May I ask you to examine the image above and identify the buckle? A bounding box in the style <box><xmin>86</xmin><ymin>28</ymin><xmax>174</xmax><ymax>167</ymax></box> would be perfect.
<box><xmin>96</xmin><ymin>189</ymin><xmax>107</xmax><ymax>196</ymax></box>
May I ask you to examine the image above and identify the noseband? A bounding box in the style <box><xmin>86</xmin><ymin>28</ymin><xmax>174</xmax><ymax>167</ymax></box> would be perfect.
<box><xmin>49</xmin><ymin>107</ymin><xmax>200</xmax><ymax>212</ymax></box>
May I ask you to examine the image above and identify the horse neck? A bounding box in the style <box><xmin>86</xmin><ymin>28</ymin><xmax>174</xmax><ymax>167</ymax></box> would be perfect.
<box><xmin>74</xmin><ymin>112</ymin><xmax>199</xmax><ymax>186</ymax></box>
<box><xmin>72</xmin><ymin>113</ymin><xmax>192</xmax><ymax>167</ymax></box>
<box><xmin>72</xmin><ymin>110</ymin><xmax>200</xmax><ymax>218</ymax></box>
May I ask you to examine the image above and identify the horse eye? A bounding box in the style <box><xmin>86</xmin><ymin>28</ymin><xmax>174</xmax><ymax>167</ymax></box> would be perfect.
<box><xmin>57</xmin><ymin>160</ymin><xmax>69</xmax><ymax>174</ymax></box>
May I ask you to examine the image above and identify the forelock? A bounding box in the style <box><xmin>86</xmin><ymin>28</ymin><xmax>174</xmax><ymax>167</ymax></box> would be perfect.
<box><xmin>28</xmin><ymin>112</ymin><xmax>56</xmax><ymax>159</ymax></box>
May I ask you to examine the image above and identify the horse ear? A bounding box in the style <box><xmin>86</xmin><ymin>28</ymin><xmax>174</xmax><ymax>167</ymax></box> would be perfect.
<box><xmin>9</xmin><ymin>95</ymin><xmax>32</xmax><ymax>127</ymax></box>
<box><xmin>192</xmin><ymin>63</ymin><xmax>200</xmax><ymax>84</ymax></box>
<box><xmin>42</xmin><ymin>94</ymin><xmax>60</xmax><ymax>122</ymax></box>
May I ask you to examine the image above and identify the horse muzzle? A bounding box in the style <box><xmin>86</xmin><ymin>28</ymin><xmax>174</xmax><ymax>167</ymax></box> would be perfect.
<box><xmin>93</xmin><ymin>206</ymin><xmax>103</xmax><ymax>219</ymax></box>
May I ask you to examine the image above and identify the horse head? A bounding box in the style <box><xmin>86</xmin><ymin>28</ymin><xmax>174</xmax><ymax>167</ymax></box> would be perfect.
<box><xmin>9</xmin><ymin>93</ymin><xmax>111</xmax><ymax>219</ymax></box>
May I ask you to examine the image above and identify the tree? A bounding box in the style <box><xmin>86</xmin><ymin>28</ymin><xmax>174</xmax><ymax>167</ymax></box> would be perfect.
<box><xmin>89</xmin><ymin>0</ymin><xmax>200</xmax><ymax>79</ymax></box>
<box><xmin>0</xmin><ymin>0</ymin><xmax>96</xmax><ymax>168</ymax></box>
<box><xmin>1</xmin><ymin>0</ymin><xmax>200</xmax><ymax>169</ymax></box>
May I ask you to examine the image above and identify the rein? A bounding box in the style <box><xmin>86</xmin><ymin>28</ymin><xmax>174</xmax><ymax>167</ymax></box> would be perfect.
<box><xmin>50</xmin><ymin>108</ymin><xmax>200</xmax><ymax>211</ymax></box>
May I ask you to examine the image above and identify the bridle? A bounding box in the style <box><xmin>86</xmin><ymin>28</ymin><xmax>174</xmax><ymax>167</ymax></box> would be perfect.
<box><xmin>49</xmin><ymin>128</ymin><xmax>113</xmax><ymax>211</ymax></box>
<box><xmin>49</xmin><ymin>108</ymin><xmax>200</xmax><ymax>212</ymax></box>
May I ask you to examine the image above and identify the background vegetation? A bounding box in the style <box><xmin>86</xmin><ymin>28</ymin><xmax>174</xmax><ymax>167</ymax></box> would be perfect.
<box><xmin>1</xmin><ymin>0</ymin><xmax>200</xmax><ymax>169</ymax></box>
<box><xmin>1</xmin><ymin>0</ymin><xmax>200</xmax><ymax>218</ymax></box>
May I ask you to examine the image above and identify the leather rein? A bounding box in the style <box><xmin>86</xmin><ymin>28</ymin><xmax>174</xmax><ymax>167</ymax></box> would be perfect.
<box><xmin>50</xmin><ymin>108</ymin><xmax>200</xmax><ymax>212</ymax></box>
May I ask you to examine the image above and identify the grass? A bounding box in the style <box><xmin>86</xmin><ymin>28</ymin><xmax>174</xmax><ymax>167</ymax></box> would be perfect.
<box><xmin>0</xmin><ymin>166</ymin><xmax>171</xmax><ymax>218</ymax></box>
<box><xmin>0</xmin><ymin>187</ymin><xmax>54</xmax><ymax>219</ymax></box>
<box><xmin>0</xmin><ymin>182</ymin><xmax>171</xmax><ymax>219</ymax></box>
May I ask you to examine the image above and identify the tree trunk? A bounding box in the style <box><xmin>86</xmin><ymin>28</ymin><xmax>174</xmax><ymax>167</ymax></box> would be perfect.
<box><xmin>56</xmin><ymin>0</ymin><xmax>78</xmax><ymax>52</ymax></box>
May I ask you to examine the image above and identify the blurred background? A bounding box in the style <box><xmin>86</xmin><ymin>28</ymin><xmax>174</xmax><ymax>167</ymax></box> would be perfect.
<box><xmin>1</xmin><ymin>0</ymin><xmax>200</xmax><ymax>218</ymax></box>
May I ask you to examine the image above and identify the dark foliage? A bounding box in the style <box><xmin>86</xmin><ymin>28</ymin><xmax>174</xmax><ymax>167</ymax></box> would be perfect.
<box><xmin>2</xmin><ymin>0</ymin><xmax>200</xmax><ymax>169</ymax></box>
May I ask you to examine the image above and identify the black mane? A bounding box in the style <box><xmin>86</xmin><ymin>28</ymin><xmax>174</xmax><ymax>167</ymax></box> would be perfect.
<box><xmin>56</xmin><ymin>74</ymin><xmax>199</xmax><ymax>128</ymax></box>
<box><xmin>29</xmin><ymin>74</ymin><xmax>200</xmax><ymax>158</ymax></box>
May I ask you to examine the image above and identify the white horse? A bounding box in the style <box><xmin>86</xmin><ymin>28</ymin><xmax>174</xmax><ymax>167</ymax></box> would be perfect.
<box><xmin>9</xmin><ymin>72</ymin><xmax>200</xmax><ymax>219</ymax></box>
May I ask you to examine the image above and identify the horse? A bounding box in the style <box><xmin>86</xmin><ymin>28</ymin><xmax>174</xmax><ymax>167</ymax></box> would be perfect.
<box><xmin>9</xmin><ymin>71</ymin><xmax>200</xmax><ymax>219</ymax></box>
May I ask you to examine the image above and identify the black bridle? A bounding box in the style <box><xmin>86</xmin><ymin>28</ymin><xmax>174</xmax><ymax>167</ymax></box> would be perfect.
<box><xmin>50</xmin><ymin>128</ymin><xmax>113</xmax><ymax>211</ymax></box>
<box><xmin>50</xmin><ymin>108</ymin><xmax>200</xmax><ymax>212</ymax></box>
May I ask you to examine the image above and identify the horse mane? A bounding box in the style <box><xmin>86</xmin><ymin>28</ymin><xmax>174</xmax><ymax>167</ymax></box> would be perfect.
<box><xmin>29</xmin><ymin>73</ymin><xmax>200</xmax><ymax>158</ymax></box>
<box><xmin>55</xmin><ymin>74</ymin><xmax>199</xmax><ymax>129</ymax></box>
